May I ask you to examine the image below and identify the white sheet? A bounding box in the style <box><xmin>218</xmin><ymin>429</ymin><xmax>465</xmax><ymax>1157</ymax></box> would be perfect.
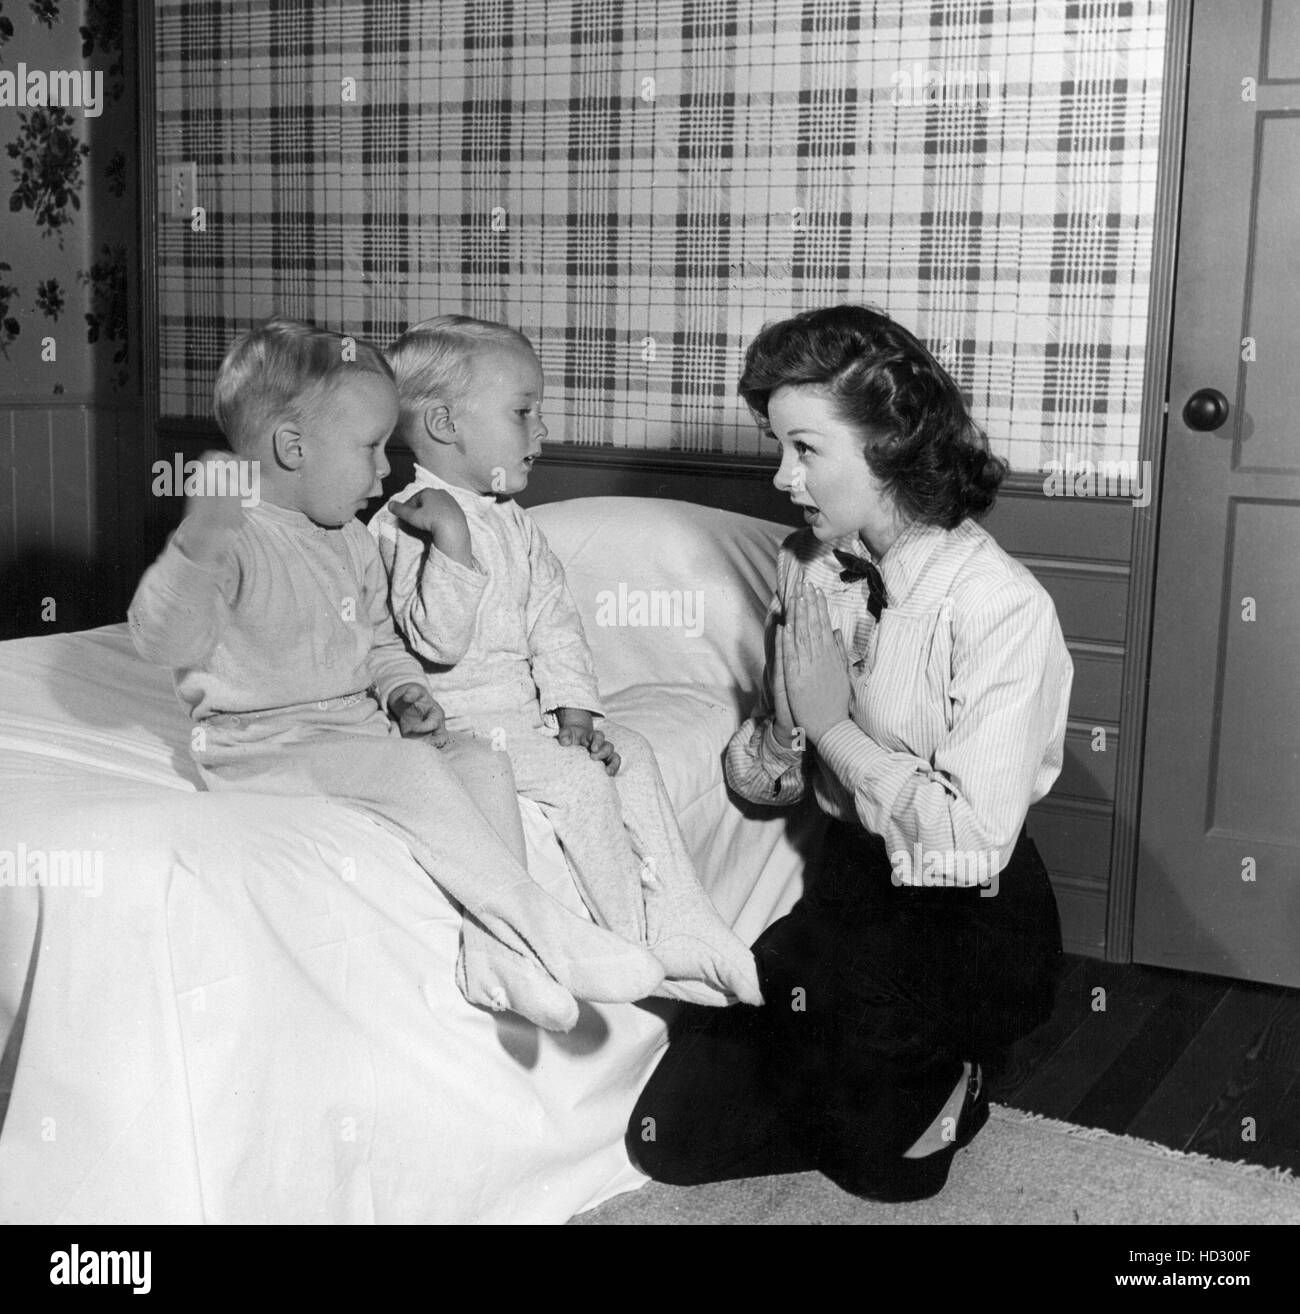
<box><xmin>0</xmin><ymin>498</ymin><xmax>816</xmax><ymax>1223</ymax></box>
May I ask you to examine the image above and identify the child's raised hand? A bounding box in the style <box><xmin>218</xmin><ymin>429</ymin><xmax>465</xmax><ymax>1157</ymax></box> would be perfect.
<box><xmin>388</xmin><ymin>682</ymin><xmax>450</xmax><ymax>747</ymax></box>
<box><xmin>392</xmin><ymin>488</ymin><xmax>470</xmax><ymax>548</ymax></box>
<box><xmin>781</xmin><ymin>586</ymin><xmax>852</xmax><ymax>746</ymax></box>
<box><xmin>556</xmin><ymin>710</ymin><xmax>621</xmax><ymax>775</ymax></box>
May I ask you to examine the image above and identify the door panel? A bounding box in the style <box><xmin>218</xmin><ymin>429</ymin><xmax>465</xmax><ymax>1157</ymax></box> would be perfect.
<box><xmin>1211</xmin><ymin>501</ymin><xmax>1300</xmax><ymax>843</ymax></box>
<box><xmin>1134</xmin><ymin>0</ymin><xmax>1300</xmax><ymax>986</ymax></box>
<box><xmin>1238</xmin><ymin>114</ymin><xmax>1300</xmax><ymax>472</ymax></box>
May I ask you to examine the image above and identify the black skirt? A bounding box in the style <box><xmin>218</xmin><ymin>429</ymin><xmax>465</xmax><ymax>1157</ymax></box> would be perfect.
<box><xmin>627</xmin><ymin>819</ymin><xmax>1064</xmax><ymax>1188</ymax></box>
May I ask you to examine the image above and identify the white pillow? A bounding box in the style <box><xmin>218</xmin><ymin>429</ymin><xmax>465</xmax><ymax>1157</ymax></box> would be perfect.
<box><xmin>529</xmin><ymin>497</ymin><xmax>788</xmax><ymax>708</ymax></box>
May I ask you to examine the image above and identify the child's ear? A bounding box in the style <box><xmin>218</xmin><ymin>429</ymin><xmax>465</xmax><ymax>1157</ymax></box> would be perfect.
<box><xmin>272</xmin><ymin>421</ymin><xmax>306</xmax><ymax>470</ymax></box>
<box><xmin>423</xmin><ymin>401</ymin><xmax>457</xmax><ymax>445</ymax></box>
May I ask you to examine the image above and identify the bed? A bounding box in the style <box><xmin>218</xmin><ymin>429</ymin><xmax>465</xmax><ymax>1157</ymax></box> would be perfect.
<box><xmin>0</xmin><ymin>496</ymin><xmax>820</xmax><ymax>1224</ymax></box>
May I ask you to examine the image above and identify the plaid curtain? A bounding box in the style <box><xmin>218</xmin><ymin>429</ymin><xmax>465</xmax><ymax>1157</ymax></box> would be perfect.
<box><xmin>157</xmin><ymin>0</ymin><xmax>1166</xmax><ymax>469</ymax></box>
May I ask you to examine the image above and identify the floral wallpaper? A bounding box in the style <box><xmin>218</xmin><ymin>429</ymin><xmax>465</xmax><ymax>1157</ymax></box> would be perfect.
<box><xmin>0</xmin><ymin>0</ymin><xmax>133</xmax><ymax>396</ymax></box>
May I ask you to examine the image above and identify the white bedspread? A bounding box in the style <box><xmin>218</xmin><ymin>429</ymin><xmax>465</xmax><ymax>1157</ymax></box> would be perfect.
<box><xmin>0</xmin><ymin>498</ymin><xmax>816</xmax><ymax>1224</ymax></box>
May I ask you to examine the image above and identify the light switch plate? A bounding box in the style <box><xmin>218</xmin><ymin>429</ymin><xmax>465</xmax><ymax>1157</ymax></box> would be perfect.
<box><xmin>170</xmin><ymin>162</ymin><xmax>197</xmax><ymax>218</ymax></box>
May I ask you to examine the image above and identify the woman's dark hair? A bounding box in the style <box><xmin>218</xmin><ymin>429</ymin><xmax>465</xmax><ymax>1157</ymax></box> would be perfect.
<box><xmin>738</xmin><ymin>304</ymin><xmax>1006</xmax><ymax>528</ymax></box>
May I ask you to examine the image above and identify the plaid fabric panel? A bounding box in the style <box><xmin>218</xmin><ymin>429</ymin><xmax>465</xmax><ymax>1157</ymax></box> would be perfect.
<box><xmin>156</xmin><ymin>0</ymin><xmax>1166</xmax><ymax>469</ymax></box>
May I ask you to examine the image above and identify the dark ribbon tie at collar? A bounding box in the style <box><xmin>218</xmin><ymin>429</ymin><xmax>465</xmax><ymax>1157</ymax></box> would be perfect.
<box><xmin>832</xmin><ymin>549</ymin><xmax>888</xmax><ymax>621</ymax></box>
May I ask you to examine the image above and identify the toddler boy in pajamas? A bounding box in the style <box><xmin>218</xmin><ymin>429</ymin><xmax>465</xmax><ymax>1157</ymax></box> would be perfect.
<box><xmin>371</xmin><ymin>315</ymin><xmax>762</xmax><ymax>1026</ymax></box>
<box><xmin>128</xmin><ymin>317</ymin><xmax>664</xmax><ymax>1031</ymax></box>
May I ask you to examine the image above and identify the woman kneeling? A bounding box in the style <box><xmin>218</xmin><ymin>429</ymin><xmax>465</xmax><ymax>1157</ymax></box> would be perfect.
<box><xmin>627</xmin><ymin>304</ymin><xmax>1073</xmax><ymax>1201</ymax></box>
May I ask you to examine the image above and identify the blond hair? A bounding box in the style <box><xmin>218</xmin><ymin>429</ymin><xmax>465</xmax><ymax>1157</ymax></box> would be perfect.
<box><xmin>213</xmin><ymin>316</ymin><xmax>394</xmax><ymax>453</ymax></box>
<box><xmin>386</xmin><ymin>315</ymin><xmax>533</xmax><ymax>443</ymax></box>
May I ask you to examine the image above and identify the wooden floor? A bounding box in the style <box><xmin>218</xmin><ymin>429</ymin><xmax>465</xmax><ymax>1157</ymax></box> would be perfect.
<box><xmin>988</xmin><ymin>953</ymin><xmax>1300</xmax><ymax>1173</ymax></box>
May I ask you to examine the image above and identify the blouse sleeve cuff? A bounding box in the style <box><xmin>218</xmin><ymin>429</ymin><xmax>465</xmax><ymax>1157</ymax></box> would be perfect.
<box><xmin>816</xmin><ymin>717</ymin><xmax>891</xmax><ymax>793</ymax></box>
<box><xmin>759</xmin><ymin>719</ymin><xmax>805</xmax><ymax>773</ymax></box>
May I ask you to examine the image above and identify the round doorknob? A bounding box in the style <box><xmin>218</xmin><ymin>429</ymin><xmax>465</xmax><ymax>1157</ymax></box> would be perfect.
<box><xmin>1183</xmin><ymin>387</ymin><xmax>1230</xmax><ymax>432</ymax></box>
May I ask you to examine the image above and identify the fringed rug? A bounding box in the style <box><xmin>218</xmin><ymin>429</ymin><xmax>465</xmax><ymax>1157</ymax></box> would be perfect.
<box><xmin>572</xmin><ymin>1105</ymin><xmax>1300</xmax><ymax>1225</ymax></box>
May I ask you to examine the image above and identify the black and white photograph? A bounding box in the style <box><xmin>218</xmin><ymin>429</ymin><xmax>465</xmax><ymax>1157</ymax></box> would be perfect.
<box><xmin>0</xmin><ymin>0</ymin><xmax>1296</xmax><ymax>1264</ymax></box>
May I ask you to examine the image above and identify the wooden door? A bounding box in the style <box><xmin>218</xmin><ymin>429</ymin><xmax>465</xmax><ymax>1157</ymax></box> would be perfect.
<box><xmin>1134</xmin><ymin>0</ymin><xmax>1300</xmax><ymax>987</ymax></box>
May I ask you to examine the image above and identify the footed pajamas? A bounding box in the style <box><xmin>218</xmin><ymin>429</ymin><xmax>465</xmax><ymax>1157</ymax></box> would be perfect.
<box><xmin>370</xmin><ymin>466</ymin><xmax>761</xmax><ymax>1013</ymax></box>
<box><xmin>128</xmin><ymin>501</ymin><xmax>663</xmax><ymax>1030</ymax></box>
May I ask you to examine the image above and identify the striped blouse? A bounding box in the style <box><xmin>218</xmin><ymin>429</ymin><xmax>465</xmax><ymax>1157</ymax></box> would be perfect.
<box><xmin>724</xmin><ymin>518</ymin><xmax>1073</xmax><ymax>882</ymax></box>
